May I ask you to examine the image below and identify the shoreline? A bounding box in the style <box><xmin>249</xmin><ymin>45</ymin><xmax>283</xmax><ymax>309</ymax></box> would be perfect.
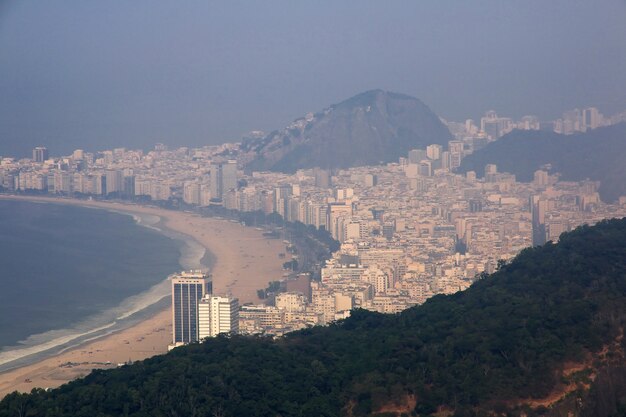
<box><xmin>0</xmin><ymin>195</ymin><xmax>287</xmax><ymax>398</ymax></box>
<box><xmin>0</xmin><ymin>203</ymin><xmax>210</xmax><ymax>374</ymax></box>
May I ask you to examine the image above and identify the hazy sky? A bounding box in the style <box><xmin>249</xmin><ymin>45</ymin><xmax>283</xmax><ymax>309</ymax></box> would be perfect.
<box><xmin>1</xmin><ymin>1</ymin><xmax>626</xmax><ymax>157</ymax></box>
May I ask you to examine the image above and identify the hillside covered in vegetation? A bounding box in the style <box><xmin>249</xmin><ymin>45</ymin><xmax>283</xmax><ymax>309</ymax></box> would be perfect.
<box><xmin>459</xmin><ymin>123</ymin><xmax>626</xmax><ymax>202</ymax></box>
<box><xmin>3</xmin><ymin>219</ymin><xmax>626</xmax><ymax>416</ymax></box>
<box><xmin>240</xmin><ymin>90</ymin><xmax>452</xmax><ymax>173</ymax></box>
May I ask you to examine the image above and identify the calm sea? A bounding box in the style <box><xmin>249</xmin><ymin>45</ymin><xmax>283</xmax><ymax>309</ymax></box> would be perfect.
<box><xmin>0</xmin><ymin>200</ymin><xmax>182</xmax><ymax>357</ymax></box>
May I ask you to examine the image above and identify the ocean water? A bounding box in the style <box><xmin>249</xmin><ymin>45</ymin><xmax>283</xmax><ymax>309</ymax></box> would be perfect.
<box><xmin>0</xmin><ymin>200</ymin><xmax>209</xmax><ymax>372</ymax></box>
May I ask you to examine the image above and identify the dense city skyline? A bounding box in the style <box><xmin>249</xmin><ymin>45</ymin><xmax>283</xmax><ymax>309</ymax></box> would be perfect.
<box><xmin>3</xmin><ymin>118</ymin><xmax>626</xmax><ymax>337</ymax></box>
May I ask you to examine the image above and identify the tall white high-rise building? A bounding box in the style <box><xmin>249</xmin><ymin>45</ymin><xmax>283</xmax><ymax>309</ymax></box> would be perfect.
<box><xmin>183</xmin><ymin>181</ymin><xmax>202</xmax><ymax>205</ymax></box>
<box><xmin>105</xmin><ymin>169</ymin><xmax>123</xmax><ymax>194</ymax></box>
<box><xmin>480</xmin><ymin>111</ymin><xmax>513</xmax><ymax>139</ymax></box>
<box><xmin>171</xmin><ymin>271</ymin><xmax>212</xmax><ymax>346</ymax></box>
<box><xmin>209</xmin><ymin>160</ymin><xmax>237</xmax><ymax>201</ymax></box>
<box><xmin>198</xmin><ymin>295</ymin><xmax>239</xmax><ymax>339</ymax></box>
<box><xmin>426</xmin><ymin>144</ymin><xmax>442</xmax><ymax>161</ymax></box>
<box><xmin>32</xmin><ymin>147</ymin><xmax>49</xmax><ymax>163</ymax></box>
<box><xmin>582</xmin><ymin>107</ymin><xmax>601</xmax><ymax>131</ymax></box>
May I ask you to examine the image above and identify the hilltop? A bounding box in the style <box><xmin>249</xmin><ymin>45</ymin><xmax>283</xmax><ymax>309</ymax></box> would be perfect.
<box><xmin>240</xmin><ymin>90</ymin><xmax>452</xmax><ymax>172</ymax></box>
<box><xmin>459</xmin><ymin>123</ymin><xmax>626</xmax><ymax>202</ymax></box>
<box><xmin>3</xmin><ymin>218</ymin><xmax>626</xmax><ymax>416</ymax></box>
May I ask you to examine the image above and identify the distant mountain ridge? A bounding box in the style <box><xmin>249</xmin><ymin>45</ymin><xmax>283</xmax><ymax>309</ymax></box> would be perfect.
<box><xmin>459</xmin><ymin>123</ymin><xmax>626</xmax><ymax>202</ymax></box>
<box><xmin>240</xmin><ymin>89</ymin><xmax>452</xmax><ymax>172</ymax></box>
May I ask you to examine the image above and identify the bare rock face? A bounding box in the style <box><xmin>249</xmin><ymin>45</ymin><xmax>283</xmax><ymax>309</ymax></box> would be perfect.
<box><xmin>241</xmin><ymin>89</ymin><xmax>452</xmax><ymax>172</ymax></box>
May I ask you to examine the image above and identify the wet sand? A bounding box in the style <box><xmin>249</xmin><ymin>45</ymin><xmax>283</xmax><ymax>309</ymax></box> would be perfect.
<box><xmin>0</xmin><ymin>196</ymin><xmax>286</xmax><ymax>398</ymax></box>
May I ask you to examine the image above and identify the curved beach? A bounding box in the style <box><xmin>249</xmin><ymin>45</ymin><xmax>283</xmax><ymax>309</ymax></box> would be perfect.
<box><xmin>0</xmin><ymin>196</ymin><xmax>286</xmax><ymax>398</ymax></box>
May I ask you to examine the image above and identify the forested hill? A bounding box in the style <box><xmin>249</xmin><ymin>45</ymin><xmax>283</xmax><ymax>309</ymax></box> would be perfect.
<box><xmin>4</xmin><ymin>219</ymin><xmax>626</xmax><ymax>416</ymax></box>
<box><xmin>459</xmin><ymin>123</ymin><xmax>626</xmax><ymax>202</ymax></box>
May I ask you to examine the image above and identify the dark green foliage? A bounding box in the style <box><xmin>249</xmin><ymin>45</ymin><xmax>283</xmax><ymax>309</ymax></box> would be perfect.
<box><xmin>282</xmin><ymin>259</ymin><xmax>298</xmax><ymax>270</ymax></box>
<box><xmin>4</xmin><ymin>219</ymin><xmax>626</xmax><ymax>416</ymax></box>
<box><xmin>459</xmin><ymin>123</ymin><xmax>626</xmax><ymax>202</ymax></box>
<box><xmin>291</xmin><ymin>220</ymin><xmax>341</xmax><ymax>253</ymax></box>
<box><xmin>267</xmin><ymin>281</ymin><xmax>281</xmax><ymax>293</ymax></box>
<box><xmin>258</xmin><ymin>280</ymin><xmax>282</xmax><ymax>298</ymax></box>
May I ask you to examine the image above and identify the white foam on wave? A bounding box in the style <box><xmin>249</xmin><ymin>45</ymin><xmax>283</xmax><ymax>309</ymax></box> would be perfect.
<box><xmin>0</xmin><ymin>205</ymin><xmax>210</xmax><ymax>371</ymax></box>
<box><xmin>0</xmin><ymin>322</ymin><xmax>118</xmax><ymax>368</ymax></box>
<box><xmin>0</xmin><ymin>277</ymin><xmax>173</xmax><ymax>369</ymax></box>
<box><xmin>129</xmin><ymin>212</ymin><xmax>163</xmax><ymax>233</ymax></box>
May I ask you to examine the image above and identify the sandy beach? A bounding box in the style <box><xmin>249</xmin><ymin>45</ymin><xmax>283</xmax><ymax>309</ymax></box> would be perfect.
<box><xmin>0</xmin><ymin>196</ymin><xmax>286</xmax><ymax>398</ymax></box>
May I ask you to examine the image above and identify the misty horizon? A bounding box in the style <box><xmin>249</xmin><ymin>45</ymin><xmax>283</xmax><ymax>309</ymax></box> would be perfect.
<box><xmin>1</xmin><ymin>1</ymin><xmax>626</xmax><ymax>157</ymax></box>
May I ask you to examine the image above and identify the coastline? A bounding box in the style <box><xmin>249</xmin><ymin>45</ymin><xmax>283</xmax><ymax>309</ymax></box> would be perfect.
<box><xmin>0</xmin><ymin>202</ymin><xmax>199</xmax><ymax>375</ymax></box>
<box><xmin>0</xmin><ymin>195</ymin><xmax>286</xmax><ymax>398</ymax></box>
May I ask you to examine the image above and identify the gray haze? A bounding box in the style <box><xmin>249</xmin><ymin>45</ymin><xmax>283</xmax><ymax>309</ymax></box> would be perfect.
<box><xmin>1</xmin><ymin>0</ymin><xmax>625</xmax><ymax>157</ymax></box>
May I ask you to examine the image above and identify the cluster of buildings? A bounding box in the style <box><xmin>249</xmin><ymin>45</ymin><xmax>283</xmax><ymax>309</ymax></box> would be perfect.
<box><xmin>221</xmin><ymin>154</ymin><xmax>626</xmax><ymax>335</ymax></box>
<box><xmin>3</xmin><ymin>105</ymin><xmax>626</xmax><ymax>338</ymax></box>
<box><xmin>170</xmin><ymin>270</ymin><xmax>239</xmax><ymax>348</ymax></box>
<box><xmin>167</xmin><ymin>145</ymin><xmax>626</xmax><ymax>340</ymax></box>
<box><xmin>553</xmin><ymin>107</ymin><xmax>626</xmax><ymax>135</ymax></box>
<box><xmin>0</xmin><ymin>144</ymin><xmax>239</xmax><ymax>204</ymax></box>
<box><xmin>446</xmin><ymin>107</ymin><xmax>626</xmax><ymax>143</ymax></box>
<box><xmin>153</xmin><ymin>144</ymin><xmax>625</xmax><ymax>338</ymax></box>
